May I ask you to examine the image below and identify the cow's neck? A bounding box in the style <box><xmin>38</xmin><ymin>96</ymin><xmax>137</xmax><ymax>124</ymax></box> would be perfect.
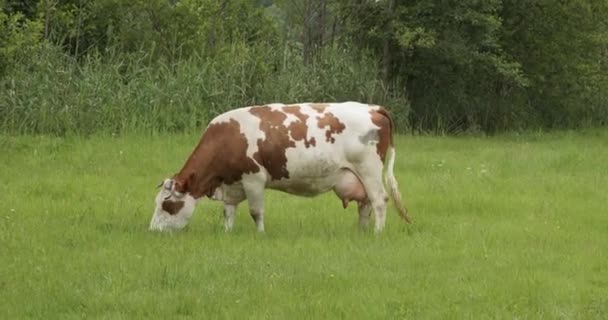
<box><xmin>174</xmin><ymin>140</ymin><xmax>221</xmax><ymax>199</ymax></box>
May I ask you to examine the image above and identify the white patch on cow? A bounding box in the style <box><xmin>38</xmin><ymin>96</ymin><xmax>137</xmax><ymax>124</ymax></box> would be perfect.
<box><xmin>282</xmin><ymin>111</ymin><xmax>299</xmax><ymax>127</ymax></box>
<box><xmin>266</xmin><ymin>103</ymin><xmax>286</xmax><ymax>108</ymax></box>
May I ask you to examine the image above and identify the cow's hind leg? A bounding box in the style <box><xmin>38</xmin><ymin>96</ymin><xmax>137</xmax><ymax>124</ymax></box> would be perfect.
<box><xmin>353</xmin><ymin>159</ymin><xmax>389</xmax><ymax>233</ymax></box>
<box><xmin>358</xmin><ymin>201</ymin><xmax>372</xmax><ymax>229</ymax></box>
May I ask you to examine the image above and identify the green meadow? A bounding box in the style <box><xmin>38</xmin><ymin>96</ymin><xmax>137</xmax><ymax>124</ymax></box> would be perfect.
<box><xmin>1</xmin><ymin>131</ymin><xmax>607</xmax><ymax>319</ymax></box>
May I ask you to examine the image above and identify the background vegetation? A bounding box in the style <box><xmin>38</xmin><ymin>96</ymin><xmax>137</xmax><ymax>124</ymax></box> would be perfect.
<box><xmin>2</xmin><ymin>3</ymin><xmax>607</xmax><ymax>318</ymax></box>
<box><xmin>1</xmin><ymin>0</ymin><xmax>607</xmax><ymax>135</ymax></box>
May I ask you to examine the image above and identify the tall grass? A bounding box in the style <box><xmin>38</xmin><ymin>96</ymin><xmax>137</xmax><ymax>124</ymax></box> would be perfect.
<box><xmin>0</xmin><ymin>44</ymin><xmax>409</xmax><ymax>136</ymax></box>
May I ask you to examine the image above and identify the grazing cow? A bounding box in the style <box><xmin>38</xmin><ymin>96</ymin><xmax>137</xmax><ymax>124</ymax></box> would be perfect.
<box><xmin>149</xmin><ymin>101</ymin><xmax>411</xmax><ymax>233</ymax></box>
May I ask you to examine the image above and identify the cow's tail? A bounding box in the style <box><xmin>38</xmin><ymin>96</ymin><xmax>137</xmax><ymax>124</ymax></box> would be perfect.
<box><xmin>385</xmin><ymin>146</ymin><xmax>412</xmax><ymax>223</ymax></box>
<box><xmin>377</xmin><ymin>106</ymin><xmax>412</xmax><ymax>224</ymax></box>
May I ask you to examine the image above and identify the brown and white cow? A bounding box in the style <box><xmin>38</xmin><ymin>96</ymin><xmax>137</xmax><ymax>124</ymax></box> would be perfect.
<box><xmin>149</xmin><ymin>101</ymin><xmax>411</xmax><ymax>233</ymax></box>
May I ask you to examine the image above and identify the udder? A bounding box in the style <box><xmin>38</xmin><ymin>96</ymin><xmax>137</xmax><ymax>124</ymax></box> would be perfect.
<box><xmin>333</xmin><ymin>169</ymin><xmax>368</xmax><ymax>208</ymax></box>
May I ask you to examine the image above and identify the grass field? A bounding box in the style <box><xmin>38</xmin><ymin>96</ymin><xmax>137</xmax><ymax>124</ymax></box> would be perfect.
<box><xmin>1</xmin><ymin>130</ymin><xmax>607</xmax><ymax>319</ymax></box>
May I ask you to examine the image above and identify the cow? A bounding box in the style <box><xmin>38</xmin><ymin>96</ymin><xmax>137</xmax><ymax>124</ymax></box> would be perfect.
<box><xmin>149</xmin><ymin>101</ymin><xmax>412</xmax><ymax>233</ymax></box>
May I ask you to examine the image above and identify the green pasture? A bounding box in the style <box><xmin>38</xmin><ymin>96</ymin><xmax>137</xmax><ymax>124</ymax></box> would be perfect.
<box><xmin>1</xmin><ymin>131</ymin><xmax>607</xmax><ymax>319</ymax></box>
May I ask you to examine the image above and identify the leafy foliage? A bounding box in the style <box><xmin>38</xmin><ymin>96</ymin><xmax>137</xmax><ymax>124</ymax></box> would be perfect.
<box><xmin>0</xmin><ymin>0</ymin><xmax>607</xmax><ymax>135</ymax></box>
<box><xmin>0</xmin><ymin>5</ymin><xmax>44</xmax><ymax>75</ymax></box>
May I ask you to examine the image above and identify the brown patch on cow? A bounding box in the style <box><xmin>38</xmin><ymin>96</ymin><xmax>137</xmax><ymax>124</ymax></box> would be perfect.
<box><xmin>162</xmin><ymin>200</ymin><xmax>184</xmax><ymax>215</ymax></box>
<box><xmin>173</xmin><ymin>119</ymin><xmax>260</xmax><ymax>198</ymax></box>
<box><xmin>369</xmin><ymin>108</ymin><xmax>393</xmax><ymax>162</ymax></box>
<box><xmin>310</xmin><ymin>103</ymin><xmax>329</xmax><ymax>113</ymax></box>
<box><xmin>249</xmin><ymin>106</ymin><xmax>294</xmax><ymax>180</ymax></box>
<box><xmin>283</xmin><ymin>105</ymin><xmax>316</xmax><ymax>148</ymax></box>
<box><xmin>317</xmin><ymin>112</ymin><xmax>346</xmax><ymax>143</ymax></box>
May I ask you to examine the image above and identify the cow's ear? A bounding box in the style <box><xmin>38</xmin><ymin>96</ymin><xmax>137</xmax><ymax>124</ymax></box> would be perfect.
<box><xmin>160</xmin><ymin>178</ymin><xmax>174</xmax><ymax>191</ymax></box>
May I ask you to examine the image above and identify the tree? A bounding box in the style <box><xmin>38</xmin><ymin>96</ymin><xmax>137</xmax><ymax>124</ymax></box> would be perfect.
<box><xmin>338</xmin><ymin>0</ymin><xmax>526</xmax><ymax>131</ymax></box>
<box><xmin>500</xmin><ymin>0</ymin><xmax>608</xmax><ymax>127</ymax></box>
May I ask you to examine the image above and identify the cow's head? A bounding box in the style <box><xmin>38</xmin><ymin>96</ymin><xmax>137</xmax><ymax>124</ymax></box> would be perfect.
<box><xmin>149</xmin><ymin>178</ymin><xmax>197</xmax><ymax>231</ymax></box>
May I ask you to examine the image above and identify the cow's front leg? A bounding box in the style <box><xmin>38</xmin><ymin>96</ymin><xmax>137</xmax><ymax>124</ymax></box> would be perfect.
<box><xmin>215</xmin><ymin>184</ymin><xmax>246</xmax><ymax>232</ymax></box>
<box><xmin>243</xmin><ymin>183</ymin><xmax>265</xmax><ymax>232</ymax></box>
<box><xmin>223</xmin><ymin>204</ymin><xmax>237</xmax><ymax>231</ymax></box>
<box><xmin>247</xmin><ymin>194</ymin><xmax>265</xmax><ymax>232</ymax></box>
